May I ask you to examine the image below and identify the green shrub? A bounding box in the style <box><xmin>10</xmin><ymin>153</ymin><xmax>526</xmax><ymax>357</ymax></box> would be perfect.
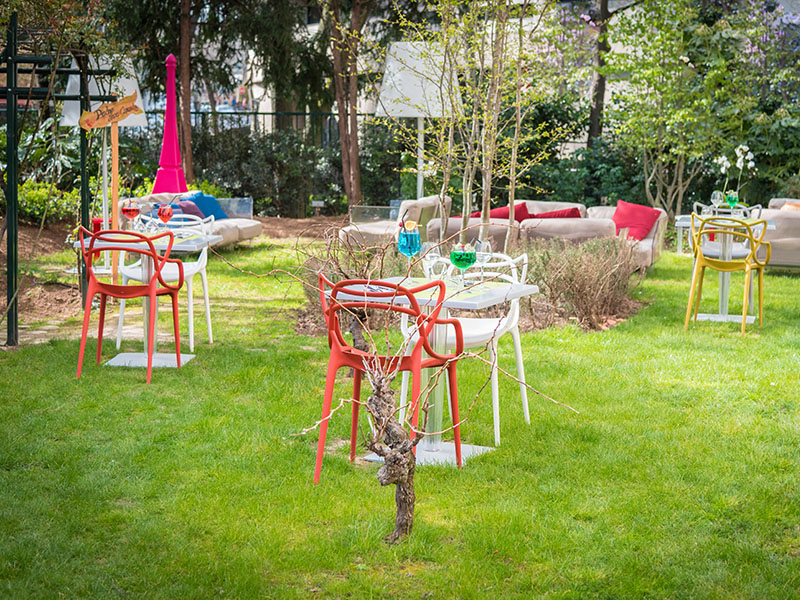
<box><xmin>16</xmin><ymin>180</ymin><xmax>106</xmax><ymax>224</ymax></box>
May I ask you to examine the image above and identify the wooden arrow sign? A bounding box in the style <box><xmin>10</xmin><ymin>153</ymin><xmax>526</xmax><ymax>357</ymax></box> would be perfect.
<box><xmin>79</xmin><ymin>91</ymin><xmax>143</xmax><ymax>130</ymax></box>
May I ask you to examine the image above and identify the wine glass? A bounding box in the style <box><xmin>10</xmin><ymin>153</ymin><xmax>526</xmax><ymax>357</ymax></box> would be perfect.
<box><xmin>419</xmin><ymin>242</ymin><xmax>443</xmax><ymax>278</ymax></box>
<box><xmin>121</xmin><ymin>199</ymin><xmax>140</xmax><ymax>231</ymax></box>
<box><xmin>473</xmin><ymin>239</ymin><xmax>493</xmax><ymax>281</ymax></box>
<box><xmin>710</xmin><ymin>191</ymin><xmax>724</xmax><ymax>210</ymax></box>
<box><xmin>157</xmin><ymin>203</ymin><xmax>174</xmax><ymax>226</ymax></box>
<box><xmin>725</xmin><ymin>191</ymin><xmax>739</xmax><ymax>210</ymax></box>
<box><xmin>450</xmin><ymin>243</ymin><xmax>476</xmax><ymax>288</ymax></box>
<box><xmin>397</xmin><ymin>220</ymin><xmax>421</xmax><ymax>272</ymax></box>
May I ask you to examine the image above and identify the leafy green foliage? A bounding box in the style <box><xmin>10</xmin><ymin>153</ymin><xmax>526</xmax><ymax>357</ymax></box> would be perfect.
<box><xmin>192</xmin><ymin>127</ymin><xmax>342</xmax><ymax>218</ymax></box>
<box><xmin>15</xmin><ymin>180</ymin><xmax>82</xmax><ymax>223</ymax></box>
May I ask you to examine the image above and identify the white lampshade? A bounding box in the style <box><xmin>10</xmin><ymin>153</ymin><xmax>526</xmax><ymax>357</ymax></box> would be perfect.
<box><xmin>60</xmin><ymin>56</ymin><xmax>148</xmax><ymax>128</ymax></box>
<box><xmin>375</xmin><ymin>42</ymin><xmax>459</xmax><ymax>119</ymax></box>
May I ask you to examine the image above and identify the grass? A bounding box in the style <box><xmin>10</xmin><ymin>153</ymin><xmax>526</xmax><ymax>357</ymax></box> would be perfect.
<box><xmin>2</xmin><ymin>240</ymin><xmax>800</xmax><ymax>598</ymax></box>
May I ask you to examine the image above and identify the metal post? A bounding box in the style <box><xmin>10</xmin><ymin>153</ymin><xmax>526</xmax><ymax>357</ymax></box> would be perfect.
<box><xmin>79</xmin><ymin>55</ymin><xmax>90</xmax><ymax>301</ymax></box>
<box><xmin>5</xmin><ymin>13</ymin><xmax>19</xmax><ymax>346</ymax></box>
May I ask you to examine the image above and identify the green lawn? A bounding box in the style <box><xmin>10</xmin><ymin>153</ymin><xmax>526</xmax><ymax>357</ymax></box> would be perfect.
<box><xmin>2</xmin><ymin>241</ymin><xmax>799</xmax><ymax>598</ymax></box>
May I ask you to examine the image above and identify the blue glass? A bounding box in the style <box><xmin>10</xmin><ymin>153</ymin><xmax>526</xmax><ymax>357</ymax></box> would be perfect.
<box><xmin>397</xmin><ymin>229</ymin><xmax>421</xmax><ymax>258</ymax></box>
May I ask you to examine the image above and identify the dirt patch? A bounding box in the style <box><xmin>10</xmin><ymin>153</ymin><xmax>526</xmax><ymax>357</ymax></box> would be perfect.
<box><xmin>1</xmin><ymin>223</ymin><xmax>82</xmax><ymax>335</ymax></box>
<box><xmin>2</xmin><ymin>217</ymin><xmax>349</xmax><ymax>345</ymax></box>
<box><xmin>256</xmin><ymin>215</ymin><xmax>348</xmax><ymax>241</ymax></box>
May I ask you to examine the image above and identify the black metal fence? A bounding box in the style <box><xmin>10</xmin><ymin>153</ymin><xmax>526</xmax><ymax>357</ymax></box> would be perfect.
<box><xmin>144</xmin><ymin>110</ymin><xmax>341</xmax><ymax>148</ymax></box>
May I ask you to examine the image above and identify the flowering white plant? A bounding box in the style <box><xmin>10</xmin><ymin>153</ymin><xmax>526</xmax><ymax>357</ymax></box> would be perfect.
<box><xmin>713</xmin><ymin>144</ymin><xmax>756</xmax><ymax>196</ymax></box>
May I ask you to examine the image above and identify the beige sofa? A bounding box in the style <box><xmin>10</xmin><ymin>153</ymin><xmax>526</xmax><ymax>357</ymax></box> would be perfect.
<box><xmin>339</xmin><ymin>195</ymin><xmax>451</xmax><ymax>246</ymax></box>
<box><xmin>427</xmin><ymin>200</ymin><xmax>667</xmax><ymax>268</ymax></box>
<box><xmin>125</xmin><ymin>192</ymin><xmax>262</xmax><ymax>246</ymax></box>
<box><xmin>756</xmin><ymin>198</ymin><xmax>800</xmax><ymax>268</ymax></box>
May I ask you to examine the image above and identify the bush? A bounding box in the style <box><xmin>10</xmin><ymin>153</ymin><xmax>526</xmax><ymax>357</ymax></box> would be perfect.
<box><xmin>523</xmin><ymin>136</ymin><xmax>645</xmax><ymax>207</ymax></box>
<box><xmin>193</xmin><ymin>127</ymin><xmax>345</xmax><ymax>218</ymax></box>
<box><xmin>515</xmin><ymin>237</ymin><xmax>643</xmax><ymax>329</ymax></box>
<box><xmin>360</xmin><ymin>120</ymin><xmax>403</xmax><ymax>206</ymax></box>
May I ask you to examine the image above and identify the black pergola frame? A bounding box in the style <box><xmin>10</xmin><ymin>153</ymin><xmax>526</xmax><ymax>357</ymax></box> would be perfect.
<box><xmin>2</xmin><ymin>12</ymin><xmax>117</xmax><ymax>346</ymax></box>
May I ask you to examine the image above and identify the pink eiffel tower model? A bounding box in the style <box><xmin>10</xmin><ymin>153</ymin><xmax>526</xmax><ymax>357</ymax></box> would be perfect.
<box><xmin>152</xmin><ymin>54</ymin><xmax>188</xmax><ymax>193</ymax></box>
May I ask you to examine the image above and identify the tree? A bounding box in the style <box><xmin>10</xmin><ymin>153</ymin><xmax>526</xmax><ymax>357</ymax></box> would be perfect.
<box><xmin>320</xmin><ymin>0</ymin><xmax>374</xmax><ymax>207</ymax></box>
<box><xmin>105</xmin><ymin>0</ymin><xmax>329</xmax><ymax>186</ymax></box>
<box><xmin>608</xmin><ymin>0</ymin><xmax>715</xmax><ymax>218</ymax></box>
<box><xmin>585</xmin><ymin>0</ymin><xmax>641</xmax><ymax>148</ymax></box>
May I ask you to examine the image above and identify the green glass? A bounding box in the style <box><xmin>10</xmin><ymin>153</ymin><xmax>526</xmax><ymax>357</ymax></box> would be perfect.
<box><xmin>450</xmin><ymin>251</ymin><xmax>476</xmax><ymax>269</ymax></box>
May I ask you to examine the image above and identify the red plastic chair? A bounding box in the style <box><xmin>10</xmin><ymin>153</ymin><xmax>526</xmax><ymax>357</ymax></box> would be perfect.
<box><xmin>76</xmin><ymin>227</ymin><xmax>185</xmax><ymax>383</ymax></box>
<box><xmin>315</xmin><ymin>275</ymin><xmax>464</xmax><ymax>484</ymax></box>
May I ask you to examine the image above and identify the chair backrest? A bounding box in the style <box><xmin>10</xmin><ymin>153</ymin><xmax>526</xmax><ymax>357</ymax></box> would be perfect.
<box><xmin>319</xmin><ymin>274</ymin><xmax>446</xmax><ymax>360</ymax></box>
<box><xmin>140</xmin><ymin>213</ymin><xmax>215</xmax><ymax>235</ymax></box>
<box><xmin>79</xmin><ymin>227</ymin><xmax>175</xmax><ymax>286</ymax></box>
<box><xmin>450</xmin><ymin>252</ymin><xmax>528</xmax><ymax>331</ymax></box>
<box><xmin>690</xmin><ymin>214</ymin><xmax>768</xmax><ymax>265</ymax></box>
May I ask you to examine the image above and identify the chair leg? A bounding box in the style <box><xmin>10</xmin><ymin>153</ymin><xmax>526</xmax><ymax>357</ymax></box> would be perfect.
<box><xmin>172</xmin><ymin>293</ymin><xmax>182</xmax><ymax>368</ymax></box>
<box><xmin>685</xmin><ymin>261</ymin><xmax>701</xmax><ymax>329</ymax></box>
<box><xmin>350</xmin><ymin>369</ymin><xmax>362</xmax><ymax>462</ymax></box>
<box><xmin>76</xmin><ymin>288</ymin><xmax>94</xmax><ymax>378</ymax></box>
<box><xmin>399</xmin><ymin>370</ymin><xmax>410</xmax><ymax>424</ymax></box>
<box><xmin>200</xmin><ymin>270</ymin><xmax>213</xmax><ymax>344</ymax></box>
<box><xmin>758</xmin><ymin>267</ymin><xmax>764</xmax><ymax>328</ymax></box>
<box><xmin>693</xmin><ymin>266</ymin><xmax>706</xmax><ymax>322</ymax></box>
<box><xmin>397</xmin><ymin>341</ymin><xmax>414</xmax><ymax>424</ymax></box>
<box><xmin>186</xmin><ymin>277</ymin><xmax>195</xmax><ymax>353</ymax></box>
<box><xmin>489</xmin><ymin>341</ymin><xmax>501</xmax><ymax>447</ymax></box>
<box><xmin>96</xmin><ymin>293</ymin><xmax>107</xmax><ymax>364</ymax></box>
<box><xmin>410</xmin><ymin>366</ymin><xmax>422</xmax><ymax>451</ymax></box>
<box><xmin>146</xmin><ymin>291</ymin><xmax>157</xmax><ymax>384</ymax></box>
<box><xmin>115</xmin><ymin>275</ymin><xmax>129</xmax><ymax>350</ymax></box>
<box><xmin>741</xmin><ymin>268</ymin><xmax>752</xmax><ymax>336</ymax></box>
<box><xmin>314</xmin><ymin>360</ymin><xmax>340</xmax><ymax>485</ymax></box>
<box><xmin>511</xmin><ymin>327</ymin><xmax>530</xmax><ymax>424</ymax></box>
<box><xmin>447</xmin><ymin>362</ymin><xmax>462</xmax><ymax>468</ymax></box>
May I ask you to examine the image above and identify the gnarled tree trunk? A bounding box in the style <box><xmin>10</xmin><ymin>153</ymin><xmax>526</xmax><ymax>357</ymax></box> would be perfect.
<box><xmin>364</xmin><ymin>366</ymin><xmax>418</xmax><ymax>543</ymax></box>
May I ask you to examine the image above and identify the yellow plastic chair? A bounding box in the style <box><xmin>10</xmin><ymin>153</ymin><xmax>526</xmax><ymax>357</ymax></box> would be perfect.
<box><xmin>684</xmin><ymin>214</ymin><xmax>771</xmax><ymax>336</ymax></box>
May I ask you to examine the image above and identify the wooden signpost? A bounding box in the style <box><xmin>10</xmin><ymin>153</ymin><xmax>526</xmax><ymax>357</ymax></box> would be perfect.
<box><xmin>79</xmin><ymin>92</ymin><xmax>143</xmax><ymax>282</ymax></box>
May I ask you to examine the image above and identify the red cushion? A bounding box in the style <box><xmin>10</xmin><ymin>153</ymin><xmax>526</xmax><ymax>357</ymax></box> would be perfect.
<box><xmin>467</xmin><ymin>204</ymin><xmax>530</xmax><ymax>222</ymax></box>
<box><xmin>529</xmin><ymin>207</ymin><xmax>582</xmax><ymax>220</ymax></box>
<box><xmin>612</xmin><ymin>200</ymin><xmax>660</xmax><ymax>240</ymax></box>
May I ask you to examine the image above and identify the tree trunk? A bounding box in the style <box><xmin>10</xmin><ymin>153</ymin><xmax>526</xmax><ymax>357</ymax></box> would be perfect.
<box><xmin>325</xmin><ymin>0</ymin><xmax>368</xmax><ymax>207</ymax></box>
<box><xmin>364</xmin><ymin>367</ymin><xmax>417</xmax><ymax>543</ymax></box>
<box><xmin>587</xmin><ymin>0</ymin><xmax>610</xmax><ymax>148</ymax></box>
<box><xmin>179</xmin><ymin>0</ymin><xmax>194</xmax><ymax>184</ymax></box>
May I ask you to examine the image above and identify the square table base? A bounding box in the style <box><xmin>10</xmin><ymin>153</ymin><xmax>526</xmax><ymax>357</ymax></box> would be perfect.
<box><xmin>695</xmin><ymin>314</ymin><xmax>755</xmax><ymax>324</ymax></box>
<box><xmin>105</xmin><ymin>352</ymin><xmax>195</xmax><ymax>368</ymax></box>
<box><xmin>364</xmin><ymin>442</ymin><xmax>493</xmax><ymax>466</ymax></box>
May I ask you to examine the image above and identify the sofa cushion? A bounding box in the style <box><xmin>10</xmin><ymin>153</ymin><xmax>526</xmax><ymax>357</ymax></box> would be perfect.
<box><xmin>428</xmin><ymin>217</ymin><xmax>517</xmax><ymax>248</ymax></box>
<box><xmin>521</xmin><ymin>200</ymin><xmax>587</xmax><ymax>218</ymax></box>
<box><xmin>227</xmin><ymin>218</ymin><xmax>262</xmax><ymax>242</ymax></box>
<box><xmin>188</xmin><ymin>192</ymin><xmax>229</xmax><ymax>221</ymax></box>
<box><xmin>177</xmin><ymin>199</ymin><xmax>205</xmax><ymax>219</ymax></box>
<box><xmin>469</xmin><ymin>203</ymin><xmax>530</xmax><ymax>221</ymax></box>
<box><xmin>519</xmin><ymin>217</ymin><xmax>615</xmax><ymax>243</ymax></box>
<box><xmin>779</xmin><ymin>202</ymin><xmax>800</xmax><ymax>212</ymax></box>
<box><xmin>612</xmin><ymin>200</ymin><xmax>660</xmax><ymax>240</ymax></box>
<box><xmin>210</xmin><ymin>220</ymin><xmax>240</xmax><ymax>245</ymax></box>
<box><xmin>529</xmin><ymin>207</ymin><xmax>581</xmax><ymax>220</ymax></box>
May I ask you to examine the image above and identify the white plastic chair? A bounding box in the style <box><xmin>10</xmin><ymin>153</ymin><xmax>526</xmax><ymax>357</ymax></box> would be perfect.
<box><xmin>116</xmin><ymin>214</ymin><xmax>215</xmax><ymax>352</ymax></box>
<box><xmin>399</xmin><ymin>252</ymin><xmax>530</xmax><ymax>446</ymax></box>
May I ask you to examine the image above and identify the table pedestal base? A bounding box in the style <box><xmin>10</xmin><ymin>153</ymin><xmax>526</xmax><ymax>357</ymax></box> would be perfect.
<box><xmin>695</xmin><ymin>314</ymin><xmax>755</xmax><ymax>324</ymax></box>
<box><xmin>105</xmin><ymin>352</ymin><xmax>194</xmax><ymax>368</ymax></box>
<box><xmin>364</xmin><ymin>442</ymin><xmax>493</xmax><ymax>467</ymax></box>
